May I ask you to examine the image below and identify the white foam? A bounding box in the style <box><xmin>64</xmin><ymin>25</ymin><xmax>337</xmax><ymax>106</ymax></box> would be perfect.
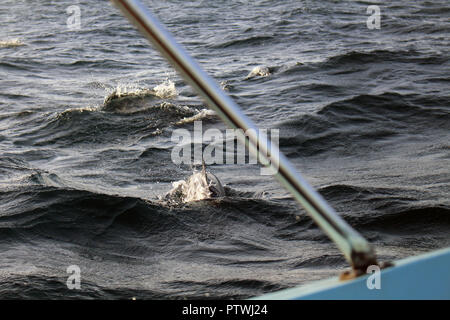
<box><xmin>175</xmin><ymin>108</ymin><xmax>216</xmax><ymax>125</ymax></box>
<box><xmin>57</xmin><ymin>105</ymin><xmax>99</xmax><ymax>118</ymax></box>
<box><xmin>0</xmin><ymin>39</ymin><xmax>24</xmax><ymax>48</ymax></box>
<box><xmin>245</xmin><ymin>66</ymin><xmax>271</xmax><ymax>79</ymax></box>
<box><xmin>106</xmin><ymin>83</ymin><xmax>152</xmax><ymax>100</ymax></box>
<box><xmin>153</xmin><ymin>79</ymin><xmax>177</xmax><ymax>99</ymax></box>
<box><xmin>167</xmin><ymin>171</ymin><xmax>212</xmax><ymax>203</ymax></box>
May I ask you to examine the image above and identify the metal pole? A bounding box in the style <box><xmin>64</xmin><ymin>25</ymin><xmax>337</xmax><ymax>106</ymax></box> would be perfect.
<box><xmin>110</xmin><ymin>0</ymin><xmax>377</xmax><ymax>271</ymax></box>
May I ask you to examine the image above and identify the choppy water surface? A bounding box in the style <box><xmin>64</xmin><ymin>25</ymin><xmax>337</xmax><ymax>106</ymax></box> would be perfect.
<box><xmin>0</xmin><ymin>0</ymin><xmax>449</xmax><ymax>299</ymax></box>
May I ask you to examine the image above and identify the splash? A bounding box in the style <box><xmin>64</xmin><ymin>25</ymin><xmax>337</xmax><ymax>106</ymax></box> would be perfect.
<box><xmin>59</xmin><ymin>106</ymin><xmax>99</xmax><ymax>115</ymax></box>
<box><xmin>104</xmin><ymin>85</ymin><xmax>153</xmax><ymax>103</ymax></box>
<box><xmin>164</xmin><ymin>171</ymin><xmax>212</xmax><ymax>203</ymax></box>
<box><xmin>102</xmin><ymin>84</ymin><xmax>155</xmax><ymax>113</ymax></box>
<box><xmin>153</xmin><ymin>79</ymin><xmax>177</xmax><ymax>99</ymax></box>
<box><xmin>245</xmin><ymin>66</ymin><xmax>271</xmax><ymax>79</ymax></box>
<box><xmin>0</xmin><ymin>39</ymin><xmax>25</xmax><ymax>48</ymax></box>
<box><xmin>54</xmin><ymin>105</ymin><xmax>100</xmax><ymax>121</ymax></box>
<box><xmin>175</xmin><ymin>108</ymin><xmax>217</xmax><ymax>125</ymax></box>
<box><xmin>102</xmin><ymin>80</ymin><xmax>177</xmax><ymax>113</ymax></box>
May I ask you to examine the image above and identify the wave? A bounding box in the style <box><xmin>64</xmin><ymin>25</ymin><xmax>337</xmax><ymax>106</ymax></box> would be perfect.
<box><xmin>245</xmin><ymin>66</ymin><xmax>271</xmax><ymax>80</ymax></box>
<box><xmin>0</xmin><ymin>185</ymin><xmax>166</xmax><ymax>242</ymax></box>
<box><xmin>102</xmin><ymin>80</ymin><xmax>177</xmax><ymax>113</ymax></box>
<box><xmin>2</xmin><ymin>181</ymin><xmax>447</xmax><ymax>243</ymax></box>
<box><xmin>211</xmin><ymin>35</ymin><xmax>274</xmax><ymax>49</ymax></box>
<box><xmin>175</xmin><ymin>108</ymin><xmax>217</xmax><ymax>125</ymax></box>
<box><xmin>0</xmin><ymin>157</ymin><xmax>32</xmax><ymax>183</ymax></box>
<box><xmin>1</xmin><ymin>175</ymin><xmax>448</xmax><ymax>300</ymax></box>
<box><xmin>64</xmin><ymin>59</ymin><xmax>125</xmax><ymax>69</ymax></box>
<box><xmin>316</xmin><ymin>183</ymin><xmax>450</xmax><ymax>233</ymax></box>
<box><xmin>0</xmin><ymin>272</ymin><xmax>280</xmax><ymax>300</ymax></box>
<box><xmin>0</xmin><ymin>93</ymin><xmax>32</xmax><ymax>101</ymax></box>
<box><xmin>99</xmin><ymin>81</ymin><xmax>217</xmax><ymax>124</ymax></box>
<box><xmin>153</xmin><ymin>80</ymin><xmax>178</xmax><ymax>99</ymax></box>
<box><xmin>278</xmin><ymin>92</ymin><xmax>450</xmax><ymax>156</ymax></box>
<box><xmin>290</xmin><ymin>254</ymin><xmax>346</xmax><ymax>268</ymax></box>
<box><xmin>323</xmin><ymin>49</ymin><xmax>448</xmax><ymax>66</ymax></box>
<box><xmin>0</xmin><ymin>184</ymin><xmax>290</xmax><ymax>261</ymax></box>
<box><xmin>0</xmin><ymin>61</ymin><xmax>31</xmax><ymax>72</ymax></box>
<box><xmin>357</xmin><ymin>206</ymin><xmax>450</xmax><ymax>231</ymax></box>
<box><xmin>0</xmin><ymin>39</ymin><xmax>25</xmax><ymax>48</ymax></box>
<box><xmin>164</xmin><ymin>278</ymin><xmax>284</xmax><ymax>299</ymax></box>
<box><xmin>12</xmin><ymin>101</ymin><xmax>214</xmax><ymax>147</ymax></box>
<box><xmin>9</xmin><ymin>76</ymin><xmax>219</xmax><ymax>147</ymax></box>
<box><xmin>0</xmin><ymin>273</ymin><xmax>168</xmax><ymax>299</ymax></box>
<box><xmin>281</xmin><ymin>49</ymin><xmax>449</xmax><ymax>77</ymax></box>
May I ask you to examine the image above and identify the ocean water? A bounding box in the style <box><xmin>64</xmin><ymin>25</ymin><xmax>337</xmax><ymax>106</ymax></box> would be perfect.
<box><xmin>0</xmin><ymin>0</ymin><xmax>449</xmax><ymax>299</ymax></box>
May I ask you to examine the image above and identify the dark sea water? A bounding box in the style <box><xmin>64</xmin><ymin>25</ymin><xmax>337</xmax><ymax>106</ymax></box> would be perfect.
<box><xmin>0</xmin><ymin>0</ymin><xmax>449</xmax><ymax>299</ymax></box>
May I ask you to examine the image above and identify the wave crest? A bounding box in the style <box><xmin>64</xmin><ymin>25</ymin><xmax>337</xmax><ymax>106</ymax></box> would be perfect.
<box><xmin>0</xmin><ymin>39</ymin><xmax>25</xmax><ymax>48</ymax></box>
<box><xmin>102</xmin><ymin>80</ymin><xmax>177</xmax><ymax>113</ymax></box>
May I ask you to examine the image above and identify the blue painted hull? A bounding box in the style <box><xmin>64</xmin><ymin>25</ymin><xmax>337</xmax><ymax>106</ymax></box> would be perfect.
<box><xmin>253</xmin><ymin>247</ymin><xmax>450</xmax><ymax>300</ymax></box>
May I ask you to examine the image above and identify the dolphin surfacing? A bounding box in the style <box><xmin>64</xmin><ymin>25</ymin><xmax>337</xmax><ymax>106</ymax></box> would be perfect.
<box><xmin>162</xmin><ymin>161</ymin><xmax>225</xmax><ymax>204</ymax></box>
